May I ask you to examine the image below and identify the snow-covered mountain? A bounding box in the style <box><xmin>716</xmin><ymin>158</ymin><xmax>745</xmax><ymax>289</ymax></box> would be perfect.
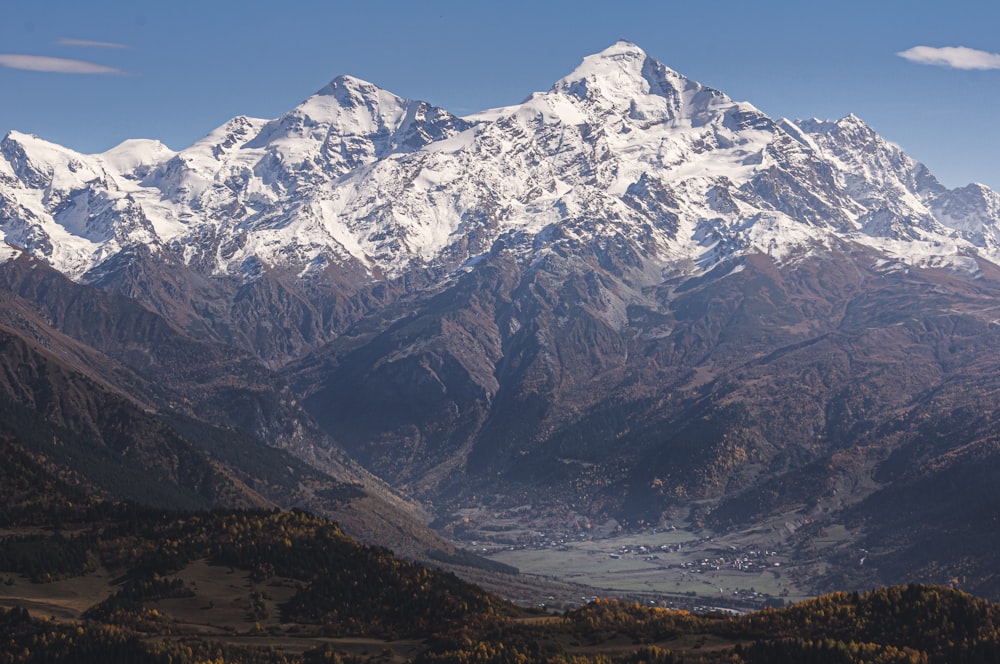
<box><xmin>2</xmin><ymin>40</ymin><xmax>998</xmax><ymax>294</ymax></box>
<box><xmin>5</xmin><ymin>40</ymin><xmax>1000</xmax><ymax>595</ymax></box>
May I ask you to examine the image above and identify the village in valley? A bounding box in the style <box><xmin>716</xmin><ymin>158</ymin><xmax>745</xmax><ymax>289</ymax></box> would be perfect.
<box><xmin>445</xmin><ymin>502</ymin><xmax>863</xmax><ymax>612</ymax></box>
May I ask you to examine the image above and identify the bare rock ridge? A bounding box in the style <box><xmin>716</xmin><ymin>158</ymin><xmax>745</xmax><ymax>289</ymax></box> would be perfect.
<box><xmin>3</xmin><ymin>40</ymin><xmax>1000</xmax><ymax>595</ymax></box>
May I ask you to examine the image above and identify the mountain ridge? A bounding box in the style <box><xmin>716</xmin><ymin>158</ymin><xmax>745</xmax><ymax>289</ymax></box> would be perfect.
<box><xmin>3</xmin><ymin>41</ymin><xmax>998</xmax><ymax>300</ymax></box>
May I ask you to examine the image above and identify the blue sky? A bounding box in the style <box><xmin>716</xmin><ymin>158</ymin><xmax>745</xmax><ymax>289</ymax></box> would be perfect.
<box><xmin>2</xmin><ymin>0</ymin><xmax>999</xmax><ymax>190</ymax></box>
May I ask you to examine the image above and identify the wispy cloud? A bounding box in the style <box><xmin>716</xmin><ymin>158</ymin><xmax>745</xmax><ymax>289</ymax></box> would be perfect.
<box><xmin>0</xmin><ymin>54</ymin><xmax>125</xmax><ymax>75</ymax></box>
<box><xmin>57</xmin><ymin>38</ymin><xmax>129</xmax><ymax>50</ymax></box>
<box><xmin>897</xmin><ymin>45</ymin><xmax>1000</xmax><ymax>70</ymax></box>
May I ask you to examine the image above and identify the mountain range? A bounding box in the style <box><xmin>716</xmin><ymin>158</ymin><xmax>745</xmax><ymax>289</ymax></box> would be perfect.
<box><xmin>2</xmin><ymin>40</ymin><xmax>1000</xmax><ymax>597</ymax></box>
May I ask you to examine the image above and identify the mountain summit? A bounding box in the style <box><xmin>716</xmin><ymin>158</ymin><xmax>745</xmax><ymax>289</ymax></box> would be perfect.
<box><xmin>551</xmin><ymin>39</ymin><xmax>717</xmax><ymax>115</ymax></box>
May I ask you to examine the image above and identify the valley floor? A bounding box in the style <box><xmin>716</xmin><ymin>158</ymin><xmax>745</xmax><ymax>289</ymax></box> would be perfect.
<box><xmin>463</xmin><ymin>506</ymin><xmax>868</xmax><ymax>611</ymax></box>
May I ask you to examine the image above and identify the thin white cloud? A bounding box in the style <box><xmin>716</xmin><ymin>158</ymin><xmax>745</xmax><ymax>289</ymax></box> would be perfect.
<box><xmin>898</xmin><ymin>45</ymin><xmax>1000</xmax><ymax>70</ymax></box>
<box><xmin>57</xmin><ymin>38</ymin><xmax>129</xmax><ymax>50</ymax></box>
<box><xmin>0</xmin><ymin>54</ymin><xmax>124</xmax><ymax>75</ymax></box>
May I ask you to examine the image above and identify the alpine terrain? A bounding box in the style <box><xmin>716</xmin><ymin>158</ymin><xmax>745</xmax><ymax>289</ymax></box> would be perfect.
<box><xmin>2</xmin><ymin>40</ymin><xmax>1000</xmax><ymax>598</ymax></box>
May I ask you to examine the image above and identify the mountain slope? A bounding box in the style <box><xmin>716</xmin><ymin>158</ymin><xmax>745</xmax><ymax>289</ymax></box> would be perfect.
<box><xmin>0</xmin><ymin>250</ymin><xmax>479</xmax><ymax>565</ymax></box>
<box><xmin>0</xmin><ymin>322</ymin><xmax>267</xmax><ymax>509</ymax></box>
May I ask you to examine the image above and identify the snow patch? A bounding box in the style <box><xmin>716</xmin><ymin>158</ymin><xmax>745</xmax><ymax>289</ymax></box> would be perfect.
<box><xmin>0</xmin><ymin>242</ymin><xmax>22</xmax><ymax>264</ymax></box>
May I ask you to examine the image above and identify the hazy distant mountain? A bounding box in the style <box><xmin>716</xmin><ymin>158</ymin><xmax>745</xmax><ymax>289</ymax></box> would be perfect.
<box><xmin>3</xmin><ymin>40</ymin><xmax>1000</xmax><ymax>595</ymax></box>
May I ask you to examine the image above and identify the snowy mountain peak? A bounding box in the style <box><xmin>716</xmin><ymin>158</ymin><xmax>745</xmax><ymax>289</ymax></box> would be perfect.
<box><xmin>2</xmin><ymin>129</ymin><xmax>83</xmax><ymax>163</ymax></box>
<box><xmin>797</xmin><ymin>114</ymin><xmax>872</xmax><ymax>138</ymax></box>
<box><xmin>1</xmin><ymin>129</ymin><xmax>107</xmax><ymax>193</ymax></box>
<box><xmin>547</xmin><ymin>40</ymin><xmax>735</xmax><ymax>132</ymax></box>
<box><xmin>317</xmin><ymin>74</ymin><xmax>388</xmax><ymax>99</ymax></box>
<box><xmin>288</xmin><ymin>73</ymin><xmax>416</xmax><ymax>131</ymax></box>
<box><xmin>2</xmin><ymin>129</ymin><xmax>41</xmax><ymax>145</ymax></box>
<box><xmin>100</xmin><ymin>138</ymin><xmax>176</xmax><ymax>174</ymax></box>
<box><xmin>553</xmin><ymin>39</ymin><xmax>675</xmax><ymax>99</ymax></box>
<box><xmin>564</xmin><ymin>39</ymin><xmax>649</xmax><ymax>74</ymax></box>
<box><xmin>585</xmin><ymin>38</ymin><xmax>649</xmax><ymax>64</ymax></box>
<box><xmin>242</xmin><ymin>72</ymin><xmax>470</xmax><ymax>170</ymax></box>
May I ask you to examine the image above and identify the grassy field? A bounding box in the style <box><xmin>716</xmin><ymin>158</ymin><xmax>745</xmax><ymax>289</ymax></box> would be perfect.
<box><xmin>0</xmin><ymin>568</ymin><xmax>116</xmax><ymax>621</ymax></box>
<box><xmin>0</xmin><ymin>559</ymin><xmax>425</xmax><ymax>662</ymax></box>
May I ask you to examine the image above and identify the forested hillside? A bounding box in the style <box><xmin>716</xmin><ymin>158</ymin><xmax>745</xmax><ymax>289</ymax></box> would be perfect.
<box><xmin>2</xmin><ymin>446</ymin><xmax>1000</xmax><ymax>663</ymax></box>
